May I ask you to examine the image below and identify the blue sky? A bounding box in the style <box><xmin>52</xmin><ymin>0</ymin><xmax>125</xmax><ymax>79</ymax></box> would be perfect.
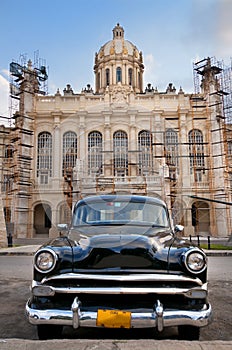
<box><xmin>0</xmin><ymin>0</ymin><xmax>231</xmax><ymax>119</ymax></box>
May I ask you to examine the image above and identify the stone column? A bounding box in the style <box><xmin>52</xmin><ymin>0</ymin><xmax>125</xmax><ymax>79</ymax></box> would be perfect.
<box><xmin>0</xmin><ymin>195</ymin><xmax>7</xmax><ymax>247</ymax></box>
<box><xmin>111</xmin><ymin>64</ymin><xmax>114</xmax><ymax>86</ymax></box>
<box><xmin>112</xmin><ymin>64</ymin><xmax>116</xmax><ymax>85</ymax></box>
<box><xmin>125</xmin><ymin>63</ymin><xmax>128</xmax><ymax>85</ymax></box>
<box><xmin>49</xmin><ymin>207</ymin><xmax>59</xmax><ymax>238</ymax></box>
<box><xmin>133</xmin><ymin>67</ymin><xmax>137</xmax><ymax>89</ymax></box>
<box><xmin>122</xmin><ymin>61</ymin><xmax>126</xmax><ymax>85</ymax></box>
<box><xmin>53</xmin><ymin>116</ymin><xmax>61</xmax><ymax>179</ymax></box>
<box><xmin>153</xmin><ymin>112</ymin><xmax>163</xmax><ymax>173</ymax></box>
<box><xmin>179</xmin><ymin>112</ymin><xmax>190</xmax><ymax>188</ymax></box>
<box><xmin>129</xmin><ymin>115</ymin><xmax>137</xmax><ymax>176</ymax></box>
<box><xmin>79</xmin><ymin>115</ymin><xmax>87</xmax><ymax>176</ymax></box>
<box><xmin>101</xmin><ymin>67</ymin><xmax>103</xmax><ymax>90</ymax></box>
<box><xmin>104</xmin><ymin>115</ymin><xmax>112</xmax><ymax>176</ymax></box>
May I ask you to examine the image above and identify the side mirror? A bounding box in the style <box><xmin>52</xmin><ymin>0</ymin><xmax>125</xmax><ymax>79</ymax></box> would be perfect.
<box><xmin>174</xmin><ymin>224</ymin><xmax>184</xmax><ymax>233</ymax></box>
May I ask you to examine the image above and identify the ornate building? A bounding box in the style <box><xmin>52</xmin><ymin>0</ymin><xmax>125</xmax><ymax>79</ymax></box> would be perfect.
<box><xmin>0</xmin><ymin>24</ymin><xmax>231</xmax><ymax>244</ymax></box>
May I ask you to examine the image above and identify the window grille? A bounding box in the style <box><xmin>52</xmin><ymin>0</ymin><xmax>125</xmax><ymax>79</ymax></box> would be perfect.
<box><xmin>62</xmin><ymin>131</ymin><xmax>77</xmax><ymax>176</ymax></box>
<box><xmin>113</xmin><ymin>130</ymin><xmax>128</xmax><ymax>177</ymax></box>
<box><xmin>88</xmin><ymin>131</ymin><xmax>103</xmax><ymax>175</ymax></box>
<box><xmin>116</xmin><ymin>67</ymin><xmax>122</xmax><ymax>83</ymax></box>
<box><xmin>106</xmin><ymin>68</ymin><xmax>110</xmax><ymax>86</ymax></box>
<box><xmin>128</xmin><ymin>68</ymin><xmax>133</xmax><ymax>86</ymax></box>
<box><xmin>188</xmin><ymin>129</ymin><xmax>205</xmax><ymax>177</ymax></box>
<box><xmin>37</xmin><ymin>132</ymin><xmax>52</xmax><ymax>177</ymax></box>
<box><xmin>165</xmin><ymin>129</ymin><xmax>179</xmax><ymax>167</ymax></box>
<box><xmin>138</xmin><ymin>130</ymin><xmax>152</xmax><ymax>175</ymax></box>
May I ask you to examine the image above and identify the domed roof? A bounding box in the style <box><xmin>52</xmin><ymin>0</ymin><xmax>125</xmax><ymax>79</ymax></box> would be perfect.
<box><xmin>94</xmin><ymin>24</ymin><xmax>144</xmax><ymax>94</ymax></box>
<box><xmin>96</xmin><ymin>23</ymin><xmax>140</xmax><ymax>59</ymax></box>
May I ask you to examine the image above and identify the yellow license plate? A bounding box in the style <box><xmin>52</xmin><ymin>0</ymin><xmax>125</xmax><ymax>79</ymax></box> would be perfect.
<box><xmin>96</xmin><ymin>309</ymin><xmax>131</xmax><ymax>328</ymax></box>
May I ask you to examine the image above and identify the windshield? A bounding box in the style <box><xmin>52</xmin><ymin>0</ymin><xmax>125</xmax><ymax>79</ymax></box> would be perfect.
<box><xmin>72</xmin><ymin>198</ymin><xmax>170</xmax><ymax>228</ymax></box>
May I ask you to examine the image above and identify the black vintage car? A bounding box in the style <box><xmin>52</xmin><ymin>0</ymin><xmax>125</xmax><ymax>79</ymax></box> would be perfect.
<box><xmin>26</xmin><ymin>194</ymin><xmax>212</xmax><ymax>340</ymax></box>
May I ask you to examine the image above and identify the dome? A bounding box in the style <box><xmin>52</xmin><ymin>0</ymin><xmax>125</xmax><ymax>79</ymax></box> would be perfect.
<box><xmin>96</xmin><ymin>23</ymin><xmax>140</xmax><ymax>59</ymax></box>
<box><xmin>102</xmin><ymin>39</ymin><xmax>138</xmax><ymax>57</ymax></box>
<box><xmin>94</xmin><ymin>24</ymin><xmax>144</xmax><ymax>94</ymax></box>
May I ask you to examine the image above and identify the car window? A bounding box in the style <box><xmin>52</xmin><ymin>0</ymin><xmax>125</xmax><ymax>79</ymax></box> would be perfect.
<box><xmin>72</xmin><ymin>200</ymin><xmax>169</xmax><ymax>228</ymax></box>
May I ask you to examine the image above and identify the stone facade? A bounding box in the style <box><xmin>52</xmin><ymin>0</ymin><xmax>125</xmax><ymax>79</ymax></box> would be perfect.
<box><xmin>0</xmin><ymin>24</ymin><xmax>231</xmax><ymax>242</ymax></box>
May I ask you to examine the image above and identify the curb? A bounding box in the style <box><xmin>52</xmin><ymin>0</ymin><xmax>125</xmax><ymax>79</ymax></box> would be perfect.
<box><xmin>0</xmin><ymin>251</ymin><xmax>34</xmax><ymax>256</ymax></box>
<box><xmin>204</xmin><ymin>250</ymin><xmax>232</xmax><ymax>256</ymax></box>
<box><xmin>0</xmin><ymin>245</ymin><xmax>40</xmax><ymax>256</ymax></box>
<box><xmin>0</xmin><ymin>339</ymin><xmax>232</xmax><ymax>350</ymax></box>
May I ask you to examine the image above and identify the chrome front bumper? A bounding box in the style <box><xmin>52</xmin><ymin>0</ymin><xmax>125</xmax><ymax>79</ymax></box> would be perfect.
<box><xmin>26</xmin><ymin>297</ymin><xmax>212</xmax><ymax>332</ymax></box>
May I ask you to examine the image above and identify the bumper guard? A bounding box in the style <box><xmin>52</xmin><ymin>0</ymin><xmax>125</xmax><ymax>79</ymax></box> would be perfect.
<box><xmin>26</xmin><ymin>297</ymin><xmax>212</xmax><ymax>332</ymax></box>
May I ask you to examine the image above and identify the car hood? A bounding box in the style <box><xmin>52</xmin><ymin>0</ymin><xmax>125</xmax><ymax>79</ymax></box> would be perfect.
<box><xmin>34</xmin><ymin>231</ymin><xmax>206</xmax><ymax>282</ymax></box>
<box><xmin>69</xmin><ymin>227</ymin><xmax>174</xmax><ymax>271</ymax></box>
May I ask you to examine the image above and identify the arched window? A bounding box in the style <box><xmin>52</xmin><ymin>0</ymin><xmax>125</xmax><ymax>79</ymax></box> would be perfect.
<box><xmin>116</xmin><ymin>67</ymin><xmax>122</xmax><ymax>83</ymax></box>
<box><xmin>88</xmin><ymin>131</ymin><xmax>103</xmax><ymax>175</ymax></box>
<box><xmin>138</xmin><ymin>130</ymin><xmax>152</xmax><ymax>175</ymax></box>
<box><xmin>128</xmin><ymin>68</ymin><xmax>133</xmax><ymax>86</ymax></box>
<box><xmin>4</xmin><ymin>145</ymin><xmax>14</xmax><ymax>159</ymax></box>
<box><xmin>62</xmin><ymin>131</ymin><xmax>77</xmax><ymax>176</ymax></box>
<box><xmin>106</xmin><ymin>68</ymin><xmax>110</xmax><ymax>86</ymax></box>
<box><xmin>188</xmin><ymin>129</ymin><xmax>205</xmax><ymax>180</ymax></box>
<box><xmin>227</xmin><ymin>141</ymin><xmax>232</xmax><ymax>155</ymax></box>
<box><xmin>165</xmin><ymin>129</ymin><xmax>179</xmax><ymax>167</ymax></box>
<box><xmin>113</xmin><ymin>130</ymin><xmax>128</xmax><ymax>177</ymax></box>
<box><xmin>37</xmin><ymin>132</ymin><xmax>52</xmax><ymax>181</ymax></box>
<box><xmin>2</xmin><ymin>175</ymin><xmax>13</xmax><ymax>192</ymax></box>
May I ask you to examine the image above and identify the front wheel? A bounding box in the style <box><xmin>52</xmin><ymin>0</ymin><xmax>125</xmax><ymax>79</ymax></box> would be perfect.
<box><xmin>178</xmin><ymin>325</ymin><xmax>200</xmax><ymax>340</ymax></box>
<box><xmin>37</xmin><ymin>325</ymin><xmax>63</xmax><ymax>340</ymax></box>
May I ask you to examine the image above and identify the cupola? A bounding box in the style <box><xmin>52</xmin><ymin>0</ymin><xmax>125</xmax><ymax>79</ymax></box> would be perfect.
<box><xmin>94</xmin><ymin>24</ymin><xmax>144</xmax><ymax>94</ymax></box>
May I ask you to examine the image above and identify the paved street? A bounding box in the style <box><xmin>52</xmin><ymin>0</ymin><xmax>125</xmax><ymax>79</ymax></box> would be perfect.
<box><xmin>0</xmin><ymin>255</ymin><xmax>231</xmax><ymax>345</ymax></box>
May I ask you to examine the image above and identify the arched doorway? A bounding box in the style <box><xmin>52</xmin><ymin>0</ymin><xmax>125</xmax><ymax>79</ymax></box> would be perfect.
<box><xmin>191</xmin><ymin>201</ymin><xmax>210</xmax><ymax>235</ymax></box>
<box><xmin>34</xmin><ymin>203</ymin><xmax>52</xmax><ymax>235</ymax></box>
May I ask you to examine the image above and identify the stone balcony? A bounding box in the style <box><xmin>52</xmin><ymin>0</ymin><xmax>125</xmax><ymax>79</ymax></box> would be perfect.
<box><xmin>77</xmin><ymin>175</ymin><xmax>165</xmax><ymax>197</ymax></box>
<box><xmin>33</xmin><ymin>174</ymin><xmax>168</xmax><ymax>201</ymax></box>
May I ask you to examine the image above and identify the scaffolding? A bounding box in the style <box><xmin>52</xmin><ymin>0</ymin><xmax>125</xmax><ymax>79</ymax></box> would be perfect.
<box><xmin>2</xmin><ymin>47</ymin><xmax>232</xmax><ymax>239</ymax></box>
<box><xmin>193</xmin><ymin>57</ymin><xmax>232</xmax><ymax>122</ymax></box>
<box><xmin>191</xmin><ymin>57</ymin><xmax>232</xmax><ymax>235</ymax></box>
<box><xmin>0</xmin><ymin>52</ymin><xmax>48</xmax><ymax>237</ymax></box>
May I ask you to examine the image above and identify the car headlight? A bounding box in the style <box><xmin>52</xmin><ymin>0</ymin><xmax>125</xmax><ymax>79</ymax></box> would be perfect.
<box><xmin>34</xmin><ymin>248</ymin><xmax>58</xmax><ymax>273</ymax></box>
<box><xmin>183</xmin><ymin>249</ymin><xmax>207</xmax><ymax>274</ymax></box>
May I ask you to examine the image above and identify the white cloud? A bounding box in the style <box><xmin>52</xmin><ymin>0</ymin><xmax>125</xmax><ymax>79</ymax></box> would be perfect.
<box><xmin>216</xmin><ymin>0</ymin><xmax>232</xmax><ymax>59</ymax></box>
<box><xmin>144</xmin><ymin>53</ymin><xmax>162</xmax><ymax>88</ymax></box>
<box><xmin>0</xmin><ymin>73</ymin><xmax>9</xmax><ymax>120</ymax></box>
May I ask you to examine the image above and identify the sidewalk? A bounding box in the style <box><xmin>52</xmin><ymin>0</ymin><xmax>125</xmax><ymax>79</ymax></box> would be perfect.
<box><xmin>0</xmin><ymin>244</ymin><xmax>232</xmax><ymax>256</ymax></box>
<box><xmin>0</xmin><ymin>339</ymin><xmax>232</xmax><ymax>350</ymax></box>
<box><xmin>0</xmin><ymin>245</ymin><xmax>40</xmax><ymax>255</ymax></box>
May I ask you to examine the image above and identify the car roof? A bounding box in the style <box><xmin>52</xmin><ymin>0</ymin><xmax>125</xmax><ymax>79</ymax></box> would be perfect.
<box><xmin>75</xmin><ymin>194</ymin><xmax>166</xmax><ymax>208</ymax></box>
